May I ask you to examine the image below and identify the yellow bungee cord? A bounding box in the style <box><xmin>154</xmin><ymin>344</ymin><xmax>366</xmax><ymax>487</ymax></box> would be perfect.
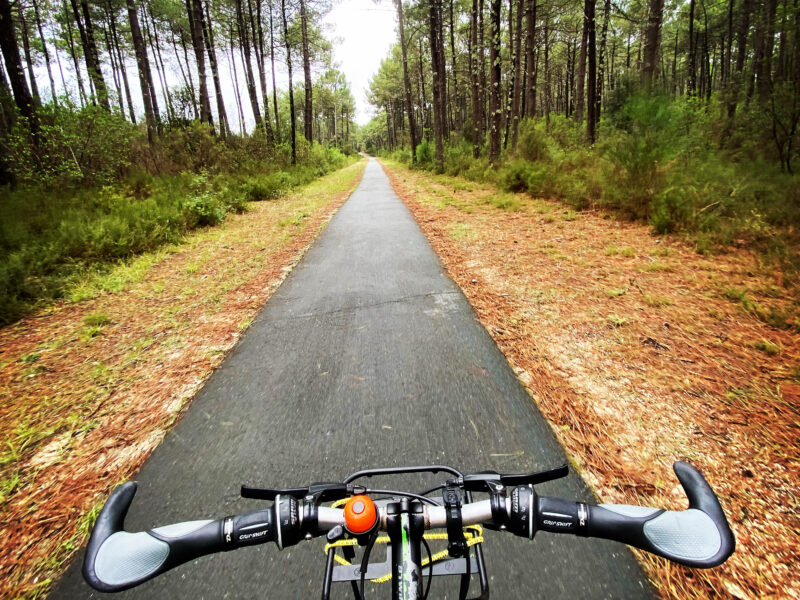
<box><xmin>323</xmin><ymin>499</ymin><xmax>484</xmax><ymax>586</ymax></box>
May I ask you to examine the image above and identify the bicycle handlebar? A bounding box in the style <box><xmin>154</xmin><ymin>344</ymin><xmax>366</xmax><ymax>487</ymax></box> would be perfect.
<box><xmin>83</xmin><ymin>462</ymin><xmax>734</xmax><ymax>593</ymax></box>
<box><xmin>526</xmin><ymin>462</ymin><xmax>736</xmax><ymax>568</ymax></box>
<box><xmin>82</xmin><ymin>482</ymin><xmax>278</xmax><ymax>592</ymax></box>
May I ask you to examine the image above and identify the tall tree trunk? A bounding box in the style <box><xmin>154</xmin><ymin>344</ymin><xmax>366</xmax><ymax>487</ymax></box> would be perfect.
<box><xmin>642</xmin><ymin>0</ymin><xmax>665</xmax><ymax>87</ymax></box>
<box><xmin>524</xmin><ymin>0</ymin><xmax>537</xmax><ymax>117</ymax></box>
<box><xmin>299</xmin><ymin>0</ymin><xmax>313</xmax><ymax>142</ymax></box>
<box><xmin>247</xmin><ymin>0</ymin><xmax>272</xmax><ymax>141</ymax></box>
<box><xmin>254</xmin><ymin>0</ymin><xmax>272</xmax><ymax>137</ymax></box>
<box><xmin>32</xmin><ymin>0</ymin><xmax>57</xmax><ymax>104</ymax></box>
<box><xmin>488</xmin><ymin>0</ymin><xmax>501</xmax><ymax>162</ymax></box>
<box><xmin>395</xmin><ymin>0</ymin><xmax>418</xmax><ymax>161</ymax></box>
<box><xmin>449</xmin><ymin>0</ymin><xmax>458</xmax><ymax>130</ymax></box>
<box><xmin>228</xmin><ymin>23</ymin><xmax>246</xmax><ymax>133</ymax></box>
<box><xmin>585</xmin><ymin>0</ymin><xmax>596</xmax><ymax>142</ymax></box>
<box><xmin>597</xmin><ymin>0</ymin><xmax>609</xmax><ymax>115</ymax></box>
<box><xmin>280</xmin><ymin>0</ymin><xmax>296</xmax><ymax>164</ymax></box>
<box><xmin>688</xmin><ymin>0</ymin><xmax>697</xmax><ymax>94</ymax></box>
<box><xmin>72</xmin><ymin>0</ymin><xmax>110</xmax><ymax>108</ymax></box>
<box><xmin>429</xmin><ymin>0</ymin><xmax>446</xmax><ymax>171</ymax></box>
<box><xmin>575</xmin><ymin>3</ymin><xmax>588</xmax><ymax>122</ymax></box>
<box><xmin>419</xmin><ymin>37</ymin><xmax>427</xmax><ymax>137</ymax></box>
<box><xmin>236</xmin><ymin>0</ymin><xmax>263</xmax><ymax>133</ymax></box>
<box><xmin>269</xmin><ymin>0</ymin><xmax>280</xmax><ymax>139</ymax></box>
<box><xmin>503</xmin><ymin>0</ymin><xmax>514</xmax><ymax>149</ymax></box>
<box><xmin>512</xmin><ymin>0</ymin><xmax>524</xmax><ymax>146</ymax></box>
<box><xmin>63</xmin><ymin>0</ymin><xmax>87</xmax><ymax>106</ymax></box>
<box><xmin>108</xmin><ymin>4</ymin><xmax>136</xmax><ymax>122</ymax></box>
<box><xmin>146</xmin><ymin>8</ymin><xmax>175</xmax><ymax>121</ymax></box>
<box><xmin>479</xmin><ymin>0</ymin><xmax>486</xmax><ymax>133</ymax></box>
<box><xmin>17</xmin><ymin>5</ymin><xmax>40</xmax><ymax>106</ymax></box>
<box><xmin>202</xmin><ymin>1</ymin><xmax>229</xmax><ymax>136</ymax></box>
<box><xmin>177</xmin><ymin>30</ymin><xmax>197</xmax><ymax>118</ymax></box>
<box><xmin>187</xmin><ymin>0</ymin><xmax>212</xmax><ymax>125</ymax></box>
<box><xmin>126</xmin><ymin>0</ymin><xmax>157</xmax><ymax>140</ymax></box>
<box><xmin>470</xmin><ymin>0</ymin><xmax>482</xmax><ymax>155</ymax></box>
<box><xmin>758</xmin><ymin>0</ymin><xmax>777</xmax><ymax>101</ymax></box>
<box><xmin>0</xmin><ymin>0</ymin><xmax>37</xmax><ymax>136</ymax></box>
<box><xmin>102</xmin><ymin>20</ymin><xmax>124</xmax><ymax>114</ymax></box>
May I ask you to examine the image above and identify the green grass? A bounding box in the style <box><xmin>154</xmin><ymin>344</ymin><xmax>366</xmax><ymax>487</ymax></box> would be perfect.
<box><xmin>605</xmin><ymin>287</ymin><xmax>628</xmax><ymax>298</ymax></box>
<box><xmin>486</xmin><ymin>193</ymin><xmax>521</xmax><ymax>211</ymax></box>
<box><xmin>0</xmin><ymin>149</ymin><xmax>354</xmax><ymax>327</ymax></box>
<box><xmin>605</xmin><ymin>245</ymin><xmax>637</xmax><ymax>258</ymax></box>
<box><xmin>607</xmin><ymin>314</ymin><xmax>629</xmax><ymax>327</ymax></box>
<box><xmin>752</xmin><ymin>339</ymin><xmax>781</xmax><ymax>356</ymax></box>
<box><xmin>83</xmin><ymin>312</ymin><xmax>112</xmax><ymax>327</ymax></box>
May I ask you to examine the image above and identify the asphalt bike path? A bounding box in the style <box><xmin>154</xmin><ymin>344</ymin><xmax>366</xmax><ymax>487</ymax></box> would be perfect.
<box><xmin>52</xmin><ymin>158</ymin><xmax>653</xmax><ymax>599</ymax></box>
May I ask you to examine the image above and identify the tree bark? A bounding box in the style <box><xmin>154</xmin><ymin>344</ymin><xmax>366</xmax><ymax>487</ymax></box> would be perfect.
<box><xmin>512</xmin><ymin>0</ymin><xmax>524</xmax><ymax>146</ymax></box>
<box><xmin>235</xmin><ymin>0</ymin><xmax>263</xmax><ymax>134</ymax></box>
<box><xmin>186</xmin><ymin>0</ymin><xmax>212</xmax><ymax>125</ymax></box>
<box><xmin>202</xmin><ymin>1</ymin><xmax>229</xmax><ymax>136</ymax></box>
<box><xmin>280</xmin><ymin>0</ymin><xmax>296</xmax><ymax>164</ymax></box>
<box><xmin>688</xmin><ymin>0</ymin><xmax>696</xmax><ymax>94</ymax></box>
<box><xmin>269</xmin><ymin>0</ymin><xmax>280</xmax><ymax>139</ymax></box>
<box><xmin>395</xmin><ymin>0</ymin><xmax>418</xmax><ymax>161</ymax></box>
<box><xmin>524</xmin><ymin>0</ymin><xmax>537</xmax><ymax>117</ymax></box>
<box><xmin>145</xmin><ymin>8</ymin><xmax>175</xmax><ymax>122</ymax></box>
<box><xmin>32</xmin><ymin>0</ymin><xmax>57</xmax><ymax>104</ymax></box>
<box><xmin>228</xmin><ymin>22</ymin><xmax>246</xmax><ymax>133</ymax></box>
<box><xmin>72</xmin><ymin>0</ymin><xmax>110</xmax><ymax>108</ymax></box>
<box><xmin>642</xmin><ymin>0</ymin><xmax>664</xmax><ymax>87</ymax></box>
<box><xmin>575</xmin><ymin>2</ymin><xmax>588</xmax><ymax>123</ymax></box>
<box><xmin>597</xmin><ymin>0</ymin><xmax>609</xmax><ymax>117</ymax></box>
<box><xmin>488</xmin><ymin>0</ymin><xmax>501</xmax><ymax>162</ymax></box>
<box><xmin>470</xmin><ymin>0</ymin><xmax>482</xmax><ymax>155</ymax></box>
<box><xmin>300</xmin><ymin>0</ymin><xmax>313</xmax><ymax>142</ymax></box>
<box><xmin>585</xmin><ymin>0</ymin><xmax>596</xmax><ymax>142</ymax></box>
<box><xmin>108</xmin><ymin>4</ymin><xmax>136</xmax><ymax>122</ymax></box>
<box><xmin>429</xmin><ymin>0</ymin><xmax>445</xmax><ymax>171</ymax></box>
<box><xmin>0</xmin><ymin>0</ymin><xmax>37</xmax><ymax>135</ymax></box>
<box><xmin>126</xmin><ymin>0</ymin><xmax>157</xmax><ymax>140</ymax></box>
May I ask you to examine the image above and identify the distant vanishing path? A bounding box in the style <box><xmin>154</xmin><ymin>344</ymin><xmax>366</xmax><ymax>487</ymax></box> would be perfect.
<box><xmin>51</xmin><ymin>158</ymin><xmax>653</xmax><ymax>599</ymax></box>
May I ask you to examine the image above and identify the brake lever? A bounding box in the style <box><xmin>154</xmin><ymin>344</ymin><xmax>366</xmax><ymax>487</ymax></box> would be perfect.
<box><xmin>462</xmin><ymin>464</ymin><xmax>569</xmax><ymax>491</ymax></box>
<box><xmin>241</xmin><ymin>482</ymin><xmax>365</xmax><ymax>502</ymax></box>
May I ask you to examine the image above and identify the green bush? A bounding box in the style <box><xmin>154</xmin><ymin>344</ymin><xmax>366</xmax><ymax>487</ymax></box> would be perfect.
<box><xmin>516</xmin><ymin>118</ymin><xmax>551</xmax><ymax>162</ymax></box>
<box><xmin>415</xmin><ymin>140</ymin><xmax>434</xmax><ymax>167</ymax></box>
<box><xmin>4</xmin><ymin>103</ymin><xmax>136</xmax><ymax>186</ymax></box>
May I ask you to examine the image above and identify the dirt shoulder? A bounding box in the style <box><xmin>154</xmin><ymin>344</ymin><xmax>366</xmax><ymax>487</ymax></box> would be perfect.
<box><xmin>380</xmin><ymin>159</ymin><xmax>799</xmax><ymax>600</ymax></box>
<box><xmin>0</xmin><ymin>159</ymin><xmax>366</xmax><ymax>600</ymax></box>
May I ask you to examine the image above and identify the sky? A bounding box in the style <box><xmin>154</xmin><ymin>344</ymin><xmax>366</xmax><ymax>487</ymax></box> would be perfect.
<box><xmin>30</xmin><ymin>0</ymin><xmax>397</xmax><ymax>131</ymax></box>
<box><xmin>322</xmin><ymin>0</ymin><xmax>397</xmax><ymax>125</ymax></box>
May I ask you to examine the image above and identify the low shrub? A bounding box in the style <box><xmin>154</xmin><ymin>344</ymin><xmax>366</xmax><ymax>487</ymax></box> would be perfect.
<box><xmin>415</xmin><ymin>140</ymin><xmax>435</xmax><ymax>168</ymax></box>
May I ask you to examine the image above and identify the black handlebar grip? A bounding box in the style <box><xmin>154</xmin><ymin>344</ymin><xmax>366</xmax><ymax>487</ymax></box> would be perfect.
<box><xmin>533</xmin><ymin>462</ymin><xmax>735</xmax><ymax>569</ymax></box>
<box><xmin>587</xmin><ymin>462</ymin><xmax>735</xmax><ymax>568</ymax></box>
<box><xmin>83</xmin><ymin>482</ymin><xmax>277</xmax><ymax>592</ymax></box>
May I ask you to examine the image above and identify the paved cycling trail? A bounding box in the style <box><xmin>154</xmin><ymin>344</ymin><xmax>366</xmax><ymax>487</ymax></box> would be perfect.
<box><xmin>53</xmin><ymin>159</ymin><xmax>653</xmax><ymax>599</ymax></box>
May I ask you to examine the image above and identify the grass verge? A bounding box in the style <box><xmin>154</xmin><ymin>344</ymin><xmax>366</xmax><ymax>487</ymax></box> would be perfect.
<box><xmin>0</xmin><ymin>158</ymin><xmax>367</xmax><ymax>600</ymax></box>
<box><xmin>380</xmin><ymin>158</ymin><xmax>799</xmax><ymax>600</ymax></box>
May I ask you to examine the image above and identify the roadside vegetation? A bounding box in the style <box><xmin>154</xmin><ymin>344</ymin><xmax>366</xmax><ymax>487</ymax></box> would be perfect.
<box><xmin>381</xmin><ymin>158</ymin><xmax>799</xmax><ymax>599</ymax></box>
<box><xmin>374</xmin><ymin>93</ymin><xmax>799</xmax><ymax>292</ymax></box>
<box><xmin>0</xmin><ymin>107</ymin><xmax>352</xmax><ymax>325</ymax></box>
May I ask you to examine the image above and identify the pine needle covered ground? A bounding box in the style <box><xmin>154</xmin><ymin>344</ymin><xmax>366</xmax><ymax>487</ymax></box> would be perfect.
<box><xmin>0</xmin><ymin>159</ymin><xmax>366</xmax><ymax>600</ymax></box>
<box><xmin>380</xmin><ymin>158</ymin><xmax>799</xmax><ymax>600</ymax></box>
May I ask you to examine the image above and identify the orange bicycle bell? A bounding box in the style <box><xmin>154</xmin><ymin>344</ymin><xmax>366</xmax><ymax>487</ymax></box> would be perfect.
<box><xmin>344</xmin><ymin>495</ymin><xmax>378</xmax><ymax>536</ymax></box>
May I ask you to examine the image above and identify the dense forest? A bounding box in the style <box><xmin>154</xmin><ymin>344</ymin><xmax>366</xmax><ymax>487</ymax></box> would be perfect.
<box><xmin>364</xmin><ymin>0</ymin><xmax>800</xmax><ymax>273</ymax></box>
<box><xmin>0</xmin><ymin>0</ymin><xmax>358</xmax><ymax>323</ymax></box>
